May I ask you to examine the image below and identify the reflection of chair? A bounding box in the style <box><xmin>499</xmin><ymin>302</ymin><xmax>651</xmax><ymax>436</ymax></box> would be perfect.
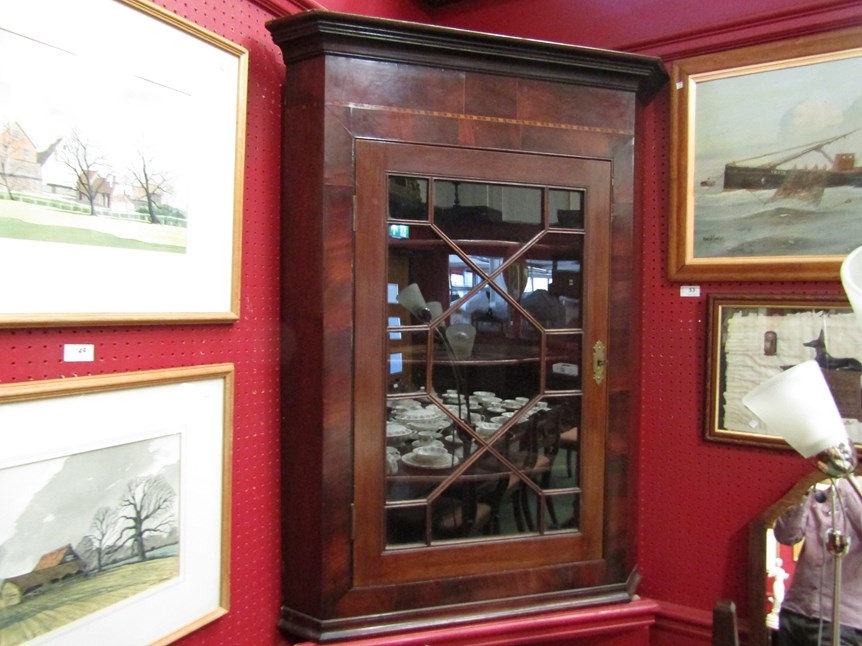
<box><xmin>388</xmin><ymin>471</ymin><xmax>509</xmax><ymax>543</ymax></box>
<box><xmin>559</xmin><ymin>425</ymin><xmax>579</xmax><ymax>478</ymax></box>
<box><xmin>711</xmin><ymin>599</ymin><xmax>740</xmax><ymax>646</ymax></box>
<box><xmin>491</xmin><ymin>419</ymin><xmax>535</xmax><ymax>533</ymax></box>
<box><xmin>431</xmin><ymin>465</ymin><xmax>512</xmax><ymax>539</ymax></box>
<box><xmin>499</xmin><ymin>406</ymin><xmax>566</xmax><ymax>532</ymax></box>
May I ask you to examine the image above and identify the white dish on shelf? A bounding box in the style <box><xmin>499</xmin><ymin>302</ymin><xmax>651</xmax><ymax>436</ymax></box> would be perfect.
<box><xmin>389</xmin><ymin>399</ymin><xmax>423</xmax><ymax>411</ymax></box>
<box><xmin>397</xmin><ymin>407</ymin><xmax>444</xmax><ymax>422</ymax></box>
<box><xmin>402</xmin><ymin>450</ymin><xmax>460</xmax><ymax>470</ymax></box>
<box><xmin>386</xmin><ymin>423</ymin><xmax>413</xmax><ymax>442</ymax></box>
<box><xmin>407</xmin><ymin>418</ymin><xmax>449</xmax><ymax>433</ymax></box>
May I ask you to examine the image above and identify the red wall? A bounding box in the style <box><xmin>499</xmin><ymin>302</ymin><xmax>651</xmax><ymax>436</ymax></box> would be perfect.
<box><xmin>0</xmin><ymin>1</ymin><xmax>288</xmax><ymax>644</ymax></box>
<box><xmin>2</xmin><ymin>1</ymin><xmax>860</xmax><ymax>645</ymax></box>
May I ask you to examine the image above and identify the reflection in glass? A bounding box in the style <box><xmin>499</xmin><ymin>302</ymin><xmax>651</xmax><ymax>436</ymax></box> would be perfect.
<box><xmin>389</xmin><ymin>176</ymin><xmax>429</xmax><ymax>220</ymax></box>
<box><xmin>385</xmin><ymin>174</ymin><xmax>586</xmax><ymax>546</ymax></box>
<box><xmin>549</xmin><ymin>189</ymin><xmax>585</xmax><ymax>229</ymax></box>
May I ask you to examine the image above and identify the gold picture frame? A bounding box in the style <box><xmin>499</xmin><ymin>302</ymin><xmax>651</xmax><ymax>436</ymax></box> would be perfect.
<box><xmin>705</xmin><ymin>295</ymin><xmax>862</xmax><ymax>448</ymax></box>
<box><xmin>0</xmin><ymin>0</ymin><xmax>247</xmax><ymax>325</ymax></box>
<box><xmin>0</xmin><ymin>364</ymin><xmax>234</xmax><ymax>644</ymax></box>
<box><xmin>669</xmin><ymin>27</ymin><xmax>862</xmax><ymax>281</ymax></box>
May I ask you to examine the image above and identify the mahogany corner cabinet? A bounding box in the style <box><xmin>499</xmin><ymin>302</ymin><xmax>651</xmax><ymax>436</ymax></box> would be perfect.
<box><xmin>267</xmin><ymin>11</ymin><xmax>667</xmax><ymax>643</ymax></box>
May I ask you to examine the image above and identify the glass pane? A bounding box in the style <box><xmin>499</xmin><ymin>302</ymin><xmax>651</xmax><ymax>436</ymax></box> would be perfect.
<box><xmin>434</xmin><ymin>180</ymin><xmax>542</xmax><ymax>242</ymax></box>
<box><xmin>549</xmin><ymin>188</ymin><xmax>585</xmax><ymax>229</ymax></box>
<box><xmin>386</xmin><ymin>504</ymin><xmax>428</xmax><ymax>545</ymax></box>
<box><xmin>387</xmin><ymin>329</ymin><xmax>427</xmax><ymax>395</ymax></box>
<box><xmin>512</xmin><ymin>397</ymin><xmax>581</xmax><ymax>532</ymax></box>
<box><xmin>518</xmin><ymin>232</ymin><xmax>582</xmax><ymax>331</ymax></box>
<box><xmin>385</xmin><ymin>177</ymin><xmax>587</xmax><ymax>548</ymax></box>
<box><xmin>389</xmin><ymin>176</ymin><xmax>429</xmax><ymax>220</ymax></box>
<box><xmin>546</xmin><ymin>334</ymin><xmax>583</xmax><ymax>391</ymax></box>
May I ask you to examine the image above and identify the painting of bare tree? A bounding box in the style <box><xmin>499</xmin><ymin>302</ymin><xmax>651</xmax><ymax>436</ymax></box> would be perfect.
<box><xmin>0</xmin><ymin>437</ymin><xmax>181</xmax><ymax>644</ymax></box>
<box><xmin>0</xmin><ymin>0</ymin><xmax>247</xmax><ymax>324</ymax></box>
<box><xmin>0</xmin><ymin>364</ymin><xmax>232</xmax><ymax>644</ymax></box>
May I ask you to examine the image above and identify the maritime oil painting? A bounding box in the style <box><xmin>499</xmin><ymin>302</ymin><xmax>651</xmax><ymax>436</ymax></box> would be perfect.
<box><xmin>669</xmin><ymin>28</ymin><xmax>862</xmax><ymax>280</ymax></box>
<box><xmin>0</xmin><ymin>436</ymin><xmax>180</xmax><ymax>645</ymax></box>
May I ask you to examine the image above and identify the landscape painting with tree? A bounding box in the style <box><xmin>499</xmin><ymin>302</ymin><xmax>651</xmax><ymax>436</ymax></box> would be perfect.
<box><xmin>0</xmin><ymin>0</ymin><xmax>247</xmax><ymax>324</ymax></box>
<box><xmin>0</xmin><ymin>436</ymin><xmax>181</xmax><ymax>645</ymax></box>
<box><xmin>0</xmin><ymin>364</ymin><xmax>232</xmax><ymax>645</ymax></box>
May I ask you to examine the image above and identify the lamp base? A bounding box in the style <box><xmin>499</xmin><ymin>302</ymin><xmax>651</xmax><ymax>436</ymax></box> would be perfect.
<box><xmin>812</xmin><ymin>443</ymin><xmax>858</xmax><ymax>478</ymax></box>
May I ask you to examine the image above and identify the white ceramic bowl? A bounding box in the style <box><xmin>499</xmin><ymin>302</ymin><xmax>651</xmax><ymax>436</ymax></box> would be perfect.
<box><xmin>407</xmin><ymin>419</ymin><xmax>449</xmax><ymax>433</ymax></box>
<box><xmin>386</xmin><ymin>422</ymin><xmax>412</xmax><ymax>438</ymax></box>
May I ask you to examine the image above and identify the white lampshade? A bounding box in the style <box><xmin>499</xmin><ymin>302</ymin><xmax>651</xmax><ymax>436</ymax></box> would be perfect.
<box><xmin>426</xmin><ymin>301</ymin><xmax>444</xmax><ymax>320</ymax></box>
<box><xmin>841</xmin><ymin>245</ymin><xmax>862</xmax><ymax>327</ymax></box>
<box><xmin>396</xmin><ymin>283</ymin><xmax>428</xmax><ymax>319</ymax></box>
<box><xmin>742</xmin><ymin>360</ymin><xmax>850</xmax><ymax>458</ymax></box>
<box><xmin>445</xmin><ymin>324</ymin><xmax>476</xmax><ymax>360</ymax></box>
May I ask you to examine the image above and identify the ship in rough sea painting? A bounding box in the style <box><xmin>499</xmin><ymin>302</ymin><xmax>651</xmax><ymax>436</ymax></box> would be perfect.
<box><xmin>722</xmin><ymin>129</ymin><xmax>862</xmax><ymax>195</ymax></box>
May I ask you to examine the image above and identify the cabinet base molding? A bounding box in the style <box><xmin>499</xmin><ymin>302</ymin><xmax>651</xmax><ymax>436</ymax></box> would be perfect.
<box><xmin>282</xmin><ymin>595</ymin><xmax>661</xmax><ymax>645</ymax></box>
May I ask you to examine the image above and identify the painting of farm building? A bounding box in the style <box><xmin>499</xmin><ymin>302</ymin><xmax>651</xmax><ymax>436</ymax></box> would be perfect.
<box><xmin>0</xmin><ymin>121</ymin><xmax>188</xmax><ymax>255</ymax></box>
<box><xmin>0</xmin><ymin>545</ymin><xmax>87</xmax><ymax>608</ymax></box>
<box><xmin>0</xmin><ymin>435</ymin><xmax>181</xmax><ymax>645</ymax></box>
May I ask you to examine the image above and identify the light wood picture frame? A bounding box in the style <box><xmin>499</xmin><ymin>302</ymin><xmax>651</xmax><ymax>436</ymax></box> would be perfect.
<box><xmin>0</xmin><ymin>0</ymin><xmax>248</xmax><ymax>325</ymax></box>
<box><xmin>705</xmin><ymin>294</ymin><xmax>862</xmax><ymax>448</ymax></box>
<box><xmin>669</xmin><ymin>27</ymin><xmax>862</xmax><ymax>281</ymax></box>
<box><xmin>0</xmin><ymin>364</ymin><xmax>234</xmax><ymax>644</ymax></box>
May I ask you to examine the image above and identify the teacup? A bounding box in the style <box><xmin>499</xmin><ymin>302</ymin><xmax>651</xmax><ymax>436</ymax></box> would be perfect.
<box><xmin>412</xmin><ymin>444</ymin><xmax>449</xmax><ymax>464</ymax></box>
<box><xmin>475</xmin><ymin>421</ymin><xmax>501</xmax><ymax>437</ymax></box>
<box><xmin>415</xmin><ymin>429</ymin><xmax>441</xmax><ymax>443</ymax></box>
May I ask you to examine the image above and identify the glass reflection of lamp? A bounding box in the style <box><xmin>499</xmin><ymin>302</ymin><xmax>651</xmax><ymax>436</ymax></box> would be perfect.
<box><xmin>396</xmin><ymin>283</ymin><xmax>473</xmax><ymax>430</ymax></box>
<box><xmin>743</xmin><ymin>360</ymin><xmax>862</xmax><ymax>646</ymax></box>
<box><xmin>445</xmin><ymin>324</ymin><xmax>476</xmax><ymax>360</ymax></box>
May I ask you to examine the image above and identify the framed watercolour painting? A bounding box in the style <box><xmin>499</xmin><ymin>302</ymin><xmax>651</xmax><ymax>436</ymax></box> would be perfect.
<box><xmin>0</xmin><ymin>0</ymin><xmax>247</xmax><ymax>325</ymax></box>
<box><xmin>0</xmin><ymin>364</ymin><xmax>234</xmax><ymax>645</ymax></box>
<box><xmin>705</xmin><ymin>295</ymin><xmax>862</xmax><ymax>448</ymax></box>
<box><xmin>669</xmin><ymin>27</ymin><xmax>862</xmax><ymax>281</ymax></box>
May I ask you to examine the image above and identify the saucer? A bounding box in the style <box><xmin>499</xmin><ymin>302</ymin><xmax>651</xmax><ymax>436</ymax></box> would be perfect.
<box><xmin>402</xmin><ymin>451</ymin><xmax>459</xmax><ymax>470</ymax></box>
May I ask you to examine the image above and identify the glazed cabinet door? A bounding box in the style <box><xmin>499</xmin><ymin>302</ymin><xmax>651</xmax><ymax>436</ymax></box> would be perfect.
<box><xmin>353</xmin><ymin>140</ymin><xmax>613</xmax><ymax>587</ymax></box>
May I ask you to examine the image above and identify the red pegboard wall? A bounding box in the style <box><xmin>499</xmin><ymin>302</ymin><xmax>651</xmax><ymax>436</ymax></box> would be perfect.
<box><xmin>633</xmin><ymin>55</ymin><xmax>846</xmax><ymax>622</ymax></box>
<box><xmin>0</xmin><ymin>1</ymin><xmax>289</xmax><ymax>644</ymax></box>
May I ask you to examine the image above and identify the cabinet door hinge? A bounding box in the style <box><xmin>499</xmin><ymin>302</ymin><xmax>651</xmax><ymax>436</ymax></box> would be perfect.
<box><xmin>349</xmin><ymin>503</ymin><xmax>355</xmax><ymax>541</ymax></box>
